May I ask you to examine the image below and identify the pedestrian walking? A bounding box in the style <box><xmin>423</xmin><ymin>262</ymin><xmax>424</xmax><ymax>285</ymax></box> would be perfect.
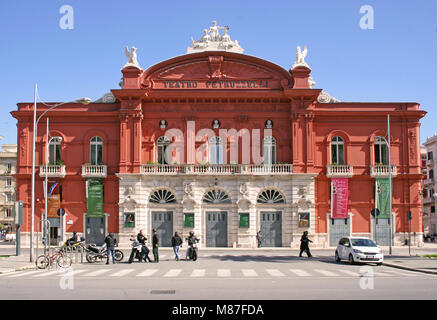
<box><xmin>256</xmin><ymin>230</ymin><xmax>263</xmax><ymax>248</ymax></box>
<box><xmin>299</xmin><ymin>231</ymin><xmax>313</xmax><ymax>258</ymax></box>
<box><xmin>105</xmin><ymin>233</ymin><xmax>117</xmax><ymax>264</ymax></box>
<box><xmin>152</xmin><ymin>229</ymin><xmax>159</xmax><ymax>262</ymax></box>
<box><xmin>171</xmin><ymin>232</ymin><xmax>183</xmax><ymax>261</ymax></box>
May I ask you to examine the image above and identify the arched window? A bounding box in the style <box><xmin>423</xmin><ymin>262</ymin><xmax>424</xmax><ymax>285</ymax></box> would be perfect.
<box><xmin>209</xmin><ymin>136</ymin><xmax>223</xmax><ymax>165</ymax></box>
<box><xmin>149</xmin><ymin>189</ymin><xmax>176</xmax><ymax>204</ymax></box>
<box><xmin>331</xmin><ymin>136</ymin><xmax>344</xmax><ymax>165</ymax></box>
<box><xmin>157</xmin><ymin>136</ymin><xmax>170</xmax><ymax>164</ymax></box>
<box><xmin>257</xmin><ymin>189</ymin><xmax>285</xmax><ymax>204</ymax></box>
<box><xmin>49</xmin><ymin>137</ymin><xmax>62</xmax><ymax>165</ymax></box>
<box><xmin>90</xmin><ymin>136</ymin><xmax>103</xmax><ymax>165</ymax></box>
<box><xmin>263</xmin><ymin>136</ymin><xmax>276</xmax><ymax>164</ymax></box>
<box><xmin>202</xmin><ymin>188</ymin><xmax>231</xmax><ymax>204</ymax></box>
<box><xmin>374</xmin><ymin>136</ymin><xmax>388</xmax><ymax>165</ymax></box>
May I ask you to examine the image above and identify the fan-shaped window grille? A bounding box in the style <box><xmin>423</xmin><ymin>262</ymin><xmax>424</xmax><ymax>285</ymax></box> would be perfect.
<box><xmin>257</xmin><ymin>189</ymin><xmax>285</xmax><ymax>204</ymax></box>
<box><xmin>149</xmin><ymin>189</ymin><xmax>176</xmax><ymax>204</ymax></box>
<box><xmin>202</xmin><ymin>188</ymin><xmax>231</xmax><ymax>204</ymax></box>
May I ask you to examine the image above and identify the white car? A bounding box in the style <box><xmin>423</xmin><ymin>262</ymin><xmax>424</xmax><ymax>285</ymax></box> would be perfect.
<box><xmin>335</xmin><ymin>237</ymin><xmax>383</xmax><ymax>265</ymax></box>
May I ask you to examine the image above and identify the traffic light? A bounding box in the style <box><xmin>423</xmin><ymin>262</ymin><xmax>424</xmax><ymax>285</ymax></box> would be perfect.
<box><xmin>408</xmin><ymin>211</ymin><xmax>412</xmax><ymax>220</ymax></box>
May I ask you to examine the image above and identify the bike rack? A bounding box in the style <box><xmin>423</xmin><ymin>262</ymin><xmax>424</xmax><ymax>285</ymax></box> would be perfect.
<box><xmin>36</xmin><ymin>219</ymin><xmax>51</xmax><ymax>269</ymax></box>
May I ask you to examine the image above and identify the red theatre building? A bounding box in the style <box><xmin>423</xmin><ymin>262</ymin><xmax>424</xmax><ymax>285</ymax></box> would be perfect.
<box><xmin>12</xmin><ymin>23</ymin><xmax>426</xmax><ymax>248</ymax></box>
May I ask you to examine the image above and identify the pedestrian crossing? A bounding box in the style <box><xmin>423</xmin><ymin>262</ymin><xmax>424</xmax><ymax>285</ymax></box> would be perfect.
<box><xmin>2</xmin><ymin>266</ymin><xmax>428</xmax><ymax>279</ymax></box>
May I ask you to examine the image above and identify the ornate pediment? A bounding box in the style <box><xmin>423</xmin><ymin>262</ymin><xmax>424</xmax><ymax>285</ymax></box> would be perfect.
<box><xmin>156</xmin><ymin>60</ymin><xmax>274</xmax><ymax>80</ymax></box>
<box><xmin>141</xmin><ymin>51</ymin><xmax>293</xmax><ymax>90</ymax></box>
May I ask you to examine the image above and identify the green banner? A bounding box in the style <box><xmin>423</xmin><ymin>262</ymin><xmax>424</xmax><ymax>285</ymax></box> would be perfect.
<box><xmin>376</xmin><ymin>178</ymin><xmax>392</xmax><ymax>219</ymax></box>
<box><xmin>87</xmin><ymin>180</ymin><xmax>104</xmax><ymax>218</ymax></box>
<box><xmin>184</xmin><ymin>213</ymin><xmax>195</xmax><ymax>228</ymax></box>
<box><xmin>239</xmin><ymin>213</ymin><xmax>250</xmax><ymax>228</ymax></box>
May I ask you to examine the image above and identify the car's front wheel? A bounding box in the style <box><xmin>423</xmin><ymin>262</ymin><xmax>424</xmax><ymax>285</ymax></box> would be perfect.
<box><xmin>349</xmin><ymin>254</ymin><xmax>355</xmax><ymax>265</ymax></box>
<box><xmin>335</xmin><ymin>251</ymin><xmax>341</xmax><ymax>263</ymax></box>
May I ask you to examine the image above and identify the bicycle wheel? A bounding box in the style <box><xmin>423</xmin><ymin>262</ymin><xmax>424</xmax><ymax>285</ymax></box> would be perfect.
<box><xmin>36</xmin><ymin>255</ymin><xmax>49</xmax><ymax>269</ymax></box>
<box><xmin>57</xmin><ymin>255</ymin><xmax>72</xmax><ymax>268</ymax></box>
<box><xmin>114</xmin><ymin>250</ymin><xmax>124</xmax><ymax>262</ymax></box>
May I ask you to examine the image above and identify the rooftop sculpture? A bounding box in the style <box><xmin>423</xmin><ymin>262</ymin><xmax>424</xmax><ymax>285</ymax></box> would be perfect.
<box><xmin>187</xmin><ymin>21</ymin><xmax>244</xmax><ymax>54</ymax></box>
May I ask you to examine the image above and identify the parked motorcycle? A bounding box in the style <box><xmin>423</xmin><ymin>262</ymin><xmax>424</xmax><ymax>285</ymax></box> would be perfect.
<box><xmin>185</xmin><ymin>237</ymin><xmax>199</xmax><ymax>261</ymax></box>
<box><xmin>128</xmin><ymin>240</ymin><xmax>144</xmax><ymax>263</ymax></box>
<box><xmin>85</xmin><ymin>243</ymin><xmax>124</xmax><ymax>263</ymax></box>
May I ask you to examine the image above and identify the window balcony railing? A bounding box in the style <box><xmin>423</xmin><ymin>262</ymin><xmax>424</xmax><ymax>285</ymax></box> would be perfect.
<box><xmin>427</xmin><ymin>159</ymin><xmax>434</xmax><ymax>167</ymax></box>
<box><xmin>140</xmin><ymin>164</ymin><xmax>293</xmax><ymax>175</ymax></box>
<box><xmin>370</xmin><ymin>165</ymin><xmax>397</xmax><ymax>178</ymax></box>
<box><xmin>423</xmin><ymin>197</ymin><xmax>435</xmax><ymax>205</ymax></box>
<box><xmin>424</xmin><ymin>178</ymin><xmax>435</xmax><ymax>186</ymax></box>
<box><xmin>39</xmin><ymin>164</ymin><xmax>66</xmax><ymax>178</ymax></box>
<box><xmin>326</xmin><ymin>164</ymin><xmax>354</xmax><ymax>178</ymax></box>
<box><xmin>81</xmin><ymin>164</ymin><xmax>107</xmax><ymax>178</ymax></box>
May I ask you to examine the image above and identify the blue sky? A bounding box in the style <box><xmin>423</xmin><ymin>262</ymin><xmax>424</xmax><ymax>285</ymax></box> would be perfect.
<box><xmin>0</xmin><ymin>0</ymin><xmax>436</xmax><ymax>145</ymax></box>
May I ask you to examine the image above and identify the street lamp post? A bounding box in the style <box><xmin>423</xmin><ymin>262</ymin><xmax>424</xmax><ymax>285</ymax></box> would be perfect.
<box><xmin>29</xmin><ymin>84</ymin><xmax>90</xmax><ymax>262</ymax></box>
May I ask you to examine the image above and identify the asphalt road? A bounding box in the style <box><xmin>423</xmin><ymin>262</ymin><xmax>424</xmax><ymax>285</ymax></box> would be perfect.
<box><xmin>1</xmin><ymin>250</ymin><xmax>436</xmax><ymax>300</ymax></box>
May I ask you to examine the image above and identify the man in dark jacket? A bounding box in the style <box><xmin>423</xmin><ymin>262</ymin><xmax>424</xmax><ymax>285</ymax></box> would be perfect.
<box><xmin>171</xmin><ymin>232</ymin><xmax>183</xmax><ymax>261</ymax></box>
<box><xmin>152</xmin><ymin>229</ymin><xmax>159</xmax><ymax>262</ymax></box>
<box><xmin>137</xmin><ymin>230</ymin><xmax>151</xmax><ymax>262</ymax></box>
<box><xmin>105</xmin><ymin>233</ymin><xmax>117</xmax><ymax>264</ymax></box>
<box><xmin>299</xmin><ymin>231</ymin><xmax>313</xmax><ymax>258</ymax></box>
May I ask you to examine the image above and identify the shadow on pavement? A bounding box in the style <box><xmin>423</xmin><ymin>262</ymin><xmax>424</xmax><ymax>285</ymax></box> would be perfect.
<box><xmin>206</xmin><ymin>254</ymin><xmax>330</xmax><ymax>263</ymax></box>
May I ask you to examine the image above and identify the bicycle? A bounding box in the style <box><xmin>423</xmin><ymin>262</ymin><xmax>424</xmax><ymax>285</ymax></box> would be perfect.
<box><xmin>36</xmin><ymin>246</ymin><xmax>72</xmax><ymax>269</ymax></box>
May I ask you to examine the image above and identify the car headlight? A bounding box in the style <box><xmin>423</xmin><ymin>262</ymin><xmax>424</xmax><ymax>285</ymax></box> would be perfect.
<box><xmin>353</xmin><ymin>249</ymin><xmax>363</xmax><ymax>254</ymax></box>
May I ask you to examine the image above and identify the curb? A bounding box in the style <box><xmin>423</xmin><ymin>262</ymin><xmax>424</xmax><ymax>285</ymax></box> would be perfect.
<box><xmin>0</xmin><ymin>265</ymin><xmax>35</xmax><ymax>275</ymax></box>
<box><xmin>383</xmin><ymin>262</ymin><xmax>437</xmax><ymax>275</ymax></box>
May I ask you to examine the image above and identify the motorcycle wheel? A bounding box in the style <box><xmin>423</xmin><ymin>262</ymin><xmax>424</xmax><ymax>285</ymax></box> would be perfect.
<box><xmin>86</xmin><ymin>253</ymin><xmax>96</xmax><ymax>263</ymax></box>
<box><xmin>115</xmin><ymin>250</ymin><xmax>124</xmax><ymax>262</ymax></box>
<box><xmin>192</xmin><ymin>250</ymin><xmax>197</xmax><ymax>261</ymax></box>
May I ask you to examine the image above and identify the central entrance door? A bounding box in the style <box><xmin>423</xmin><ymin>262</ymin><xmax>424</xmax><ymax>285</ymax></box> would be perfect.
<box><xmin>86</xmin><ymin>217</ymin><xmax>106</xmax><ymax>246</ymax></box>
<box><xmin>329</xmin><ymin>217</ymin><xmax>350</xmax><ymax>247</ymax></box>
<box><xmin>152</xmin><ymin>211</ymin><xmax>173</xmax><ymax>247</ymax></box>
<box><xmin>206</xmin><ymin>211</ymin><xmax>228</xmax><ymax>247</ymax></box>
<box><xmin>260</xmin><ymin>211</ymin><xmax>282</xmax><ymax>247</ymax></box>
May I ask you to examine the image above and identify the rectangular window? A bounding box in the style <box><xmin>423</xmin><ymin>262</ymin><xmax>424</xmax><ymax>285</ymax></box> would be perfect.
<box><xmin>124</xmin><ymin>213</ymin><xmax>135</xmax><ymax>228</ymax></box>
<box><xmin>184</xmin><ymin>213</ymin><xmax>195</xmax><ymax>228</ymax></box>
<box><xmin>428</xmin><ymin>152</ymin><xmax>434</xmax><ymax>160</ymax></box>
<box><xmin>6</xmin><ymin>163</ymin><xmax>11</xmax><ymax>171</ymax></box>
<box><xmin>431</xmin><ymin>206</ymin><xmax>435</xmax><ymax>213</ymax></box>
<box><xmin>430</xmin><ymin>170</ymin><xmax>434</xmax><ymax>180</ymax></box>
<box><xmin>239</xmin><ymin>213</ymin><xmax>250</xmax><ymax>228</ymax></box>
<box><xmin>5</xmin><ymin>208</ymin><xmax>12</xmax><ymax>217</ymax></box>
<box><xmin>5</xmin><ymin>194</ymin><xmax>11</xmax><ymax>202</ymax></box>
<box><xmin>6</xmin><ymin>177</ymin><xmax>11</xmax><ymax>186</ymax></box>
<box><xmin>298</xmin><ymin>212</ymin><xmax>310</xmax><ymax>228</ymax></box>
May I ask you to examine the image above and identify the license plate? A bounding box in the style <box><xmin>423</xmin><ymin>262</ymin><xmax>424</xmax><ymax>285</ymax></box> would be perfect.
<box><xmin>366</xmin><ymin>256</ymin><xmax>372</xmax><ymax>259</ymax></box>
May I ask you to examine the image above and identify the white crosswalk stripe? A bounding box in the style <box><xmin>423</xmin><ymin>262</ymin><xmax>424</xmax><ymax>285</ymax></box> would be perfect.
<box><xmin>266</xmin><ymin>269</ymin><xmax>285</xmax><ymax>277</ymax></box>
<box><xmin>56</xmin><ymin>269</ymin><xmax>87</xmax><ymax>277</ymax></box>
<box><xmin>190</xmin><ymin>269</ymin><xmax>206</xmax><ymax>277</ymax></box>
<box><xmin>242</xmin><ymin>269</ymin><xmax>258</xmax><ymax>277</ymax></box>
<box><xmin>83</xmin><ymin>269</ymin><xmax>112</xmax><ymax>277</ymax></box>
<box><xmin>109</xmin><ymin>269</ymin><xmax>135</xmax><ymax>277</ymax></box>
<box><xmin>314</xmin><ymin>269</ymin><xmax>339</xmax><ymax>277</ymax></box>
<box><xmin>217</xmin><ymin>269</ymin><xmax>231</xmax><ymax>277</ymax></box>
<box><xmin>337</xmin><ymin>269</ymin><xmax>360</xmax><ymax>277</ymax></box>
<box><xmin>289</xmin><ymin>269</ymin><xmax>311</xmax><ymax>277</ymax></box>
<box><xmin>33</xmin><ymin>270</ymin><xmax>60</xmax><ymax>277</ymax></box>
<box><xmin>163</xmin><ymin>269</ymin><xmax>182</xmax><ymax>277</ymax></box>
<box><xmin>6</xmin><ymin>270</ymin><xmax>40</xmax><ymax>278</ymax></box>
<box><xmin>136</xmin><ymin>269</ymin><xmax>158</xmax><ymax>277</ymax></box>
